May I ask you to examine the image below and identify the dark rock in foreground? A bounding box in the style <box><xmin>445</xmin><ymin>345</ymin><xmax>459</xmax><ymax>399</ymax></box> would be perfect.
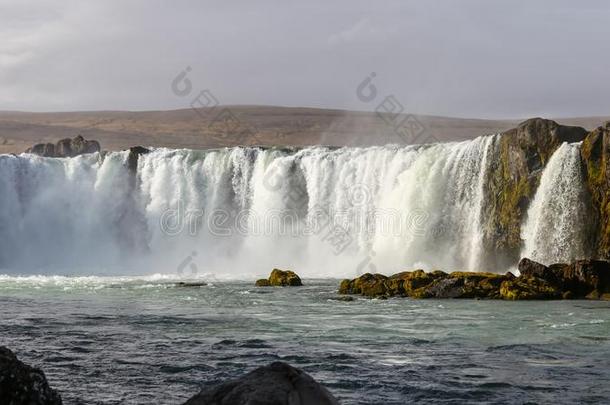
<box><xmin>0</xmin><ymin>347</ymin><xmax>62</xmax><ymax>405</ymax></box>
<box><xmin>518</xmin><ymin>257</ymin><xmax>610</xmax><ymax>299</ymax></box>
<box><xmin>255</xmin><ymin>269</ymin><xmax>303</xmax><ymax>287</ymax></box>
<box><xmin>338</xmin><ymin>258</ymin><xmax>610</xmax><ymax>300</ymax></box>
<box><xmin>25</xmin><ymin>135</ymin><xmax>100</xmax><ymax>158</ymax></box>
<box><xmin>184</xmin><ymin>361</ymin><xmax>338</xmax><ymax>405</ymax></box>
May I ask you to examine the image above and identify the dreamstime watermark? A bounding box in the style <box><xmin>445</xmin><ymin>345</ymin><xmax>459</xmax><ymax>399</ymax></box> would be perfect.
<box><xmin>356</xmin><ymin>72</ymin><xmax>438</xmax><ymax>145</ymax></box>
<box><xmin>171</xmin><ymin>66</ymin><xmax>262</xmax><ymax>145</ymax></box>
<box><xmin>159</xmin><ymin>201</ymin><xmax>432</xmax><ymax>241</ymax></box>
<box><xmin>172</xmin><ymin>250</ymin><xmax>249</xmax><ymax>314</ymax></box>
<box><xmin>166</xmin><ymin>66</ymin><xmax>444</xmax><ymax>280</ymax></box>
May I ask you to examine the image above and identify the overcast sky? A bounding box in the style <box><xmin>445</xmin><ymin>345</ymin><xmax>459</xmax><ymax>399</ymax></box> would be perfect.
<box><xmin>0</xmin><ymin>0</ymin><xmax>609</xmax><ymax>118</ymax></box>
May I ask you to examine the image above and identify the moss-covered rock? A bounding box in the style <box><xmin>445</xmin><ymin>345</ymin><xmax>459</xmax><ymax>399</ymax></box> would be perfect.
<box><xmin>338</xmin><ymin>273</ymin><xmax>389</xmax><ymax>297</ymax></box>
<box><xmin>339</xmin><ymin>270</ymin><xmax>510</xmax><ymax>299</ymax></box>
<box><xmin>269</xmin><ymin>269</ymin><xmax>302</xmax><ymax>286</ymax></box>
<box><xmin>403</xmin><ymin>269</ymin><xmax>445</xmax><ymax>295</ymax></box>
<box><xmin>517</xmin><ymin>258</ymin><xmax>610</xmax><ymax>298</ymax></box>
<box><xmin>483</xmin><ymin>119</ymin><xmax>588</xmax><ymax>267</ymax></box>
<box><xmin>337</xmin><ymin>259</ymin><xmax>610</xmax><ymax>300</ymax></box>
<box><xmin>411</xmin><ymin>272</ymin><xmax>510</xmax><ymax>299</ymax></box>
<box><xmin>255</xmin><ymin>279</ymin><xmax>271</xmax><ymax>287</ymax></box>
<box><xmin>255</xmin><ymin>269</ymin><xmax>302</xmax><ymax>287</ymax></box>
<box><xmin>581</xmin><ymin>122</ymin><xmax>610</xmax><ymax>258</ymax></box>
<box><xmin>500</xmin><ymin>276</ymin><xmax>561</xmax><ymax>300</ymax></box>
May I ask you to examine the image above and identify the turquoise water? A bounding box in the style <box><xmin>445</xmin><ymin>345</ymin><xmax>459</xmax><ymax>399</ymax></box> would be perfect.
<box><xmin>1</xmin><ymin>275</ymin><xmax>610</xmax><ymax>404</ymax></box>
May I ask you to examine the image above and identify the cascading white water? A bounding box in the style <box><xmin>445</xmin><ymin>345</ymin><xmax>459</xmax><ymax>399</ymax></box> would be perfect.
<box><xmin>521</xmin><ymin>142</ymin><xmax>591</xmax><ymax>264</ymax></box>
<box><xmin>0</xmin><ymin>152</ymin><xmax>135</xmax><ymax>270</ymax></box>
<box><xmin>0</xmin><ymin>136</ymin><xmax>503</xmax><ymax>277</ymax></box>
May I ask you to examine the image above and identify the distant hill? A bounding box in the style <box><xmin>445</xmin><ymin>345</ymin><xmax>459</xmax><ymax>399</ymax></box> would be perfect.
<box><xmin>0</xmin><ymin>106</ymin><xmax>608</xmax><ymax>154</ymax></box>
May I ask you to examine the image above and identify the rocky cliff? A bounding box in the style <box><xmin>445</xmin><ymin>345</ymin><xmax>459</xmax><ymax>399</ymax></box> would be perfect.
<box><xmin>581</xmin><ymin>122</ymin><xmax>610</xmax><ymax>258</ymax></box>
<box><xmin>483</xmin><ymin>118</ymin><xmax>588</xmax><ymax>266</ymax></box>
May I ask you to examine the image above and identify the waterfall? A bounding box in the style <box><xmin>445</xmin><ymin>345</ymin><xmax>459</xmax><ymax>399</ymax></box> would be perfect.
<box><xmin>521</xmin><ymin>142</ymin><xmax>591</xmax><ymax>264</ymax></box>
<box><xmin>0</xmin><ymin>135</ymin><xmax>511</xmax><ymax>277</ymax></box>
<box><xmin>0</xmin><ymin>152</ymin><xmax>137</xmax><ymax>270</ymax></box>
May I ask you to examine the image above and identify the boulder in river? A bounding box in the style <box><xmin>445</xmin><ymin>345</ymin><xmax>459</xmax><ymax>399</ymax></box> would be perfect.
<box><xmin>338</xmin><ymin>258</ymin><xmax>610</xmax><ymax>300</ymax></box>
<box><xmin>184</xmin><ymin>361</ymin><xmax>338</xmax><ymax>405</ymax></box>
<box><xmin>518</xmin><ymin>258</ymin><xmax>610</xmax><ymax>299</ymax></box>
<box><xmin>499</xmin><ymin>276</ymin><xmax>561</xmax><ymax>300</ymax></box>
<box><xmin>255</xmin><ymin>269</ymin><xmax>302</xmax><ymax>287</ymax></box>
<box><xmin>255</xmin><ymin>278</ymin><xmax>271</xmax><ymax>287</ymax></box>
<box><xmin>339</xmin><ymin>270</ymin><xmax>511</xmax><ymax>299</ymax></box>
<box><xmin>0</xmin><ymin>346</ymin><xmax>62</xmax><ymax>405</ymax></box>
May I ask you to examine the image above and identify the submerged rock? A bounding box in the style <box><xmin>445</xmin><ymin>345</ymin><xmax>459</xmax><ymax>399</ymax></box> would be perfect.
<box><xmin>338</xmin><ymin>258</ymin><xmax>610</xmax><ymax>300</ymax></box>
<box><xmin>25</xmin><ymin>135</ymin><xmax>100</xmax><ymax>158</ymax></box>
<box><xmin>184</xmin><ymin>361</ymin><xmax>338</xmax><ymax>405</ymax></box>
<box><xmin>0</xmin><ymin>346</ymin><xmax>62</xmax><ymax>405</ymax></box>
<box><xmin>174</xmin><ymin>281</ymin><xmax>207</xmax><ymax>288</ymax></box>
<box><xmin>255</xmin><ymin>269</ymin><xmax>303</xmax><ymax>287</ymax></box>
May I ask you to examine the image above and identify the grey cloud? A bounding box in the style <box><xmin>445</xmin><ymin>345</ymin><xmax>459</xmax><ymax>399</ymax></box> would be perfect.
<box><xmin>0</xmin><ymin>0</ymin><xmax>608</xmax><ymax>118</ymax></box>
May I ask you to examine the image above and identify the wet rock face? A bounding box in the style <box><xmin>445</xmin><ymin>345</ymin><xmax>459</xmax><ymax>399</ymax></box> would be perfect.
<box><xmin>483</xmin><ymin>118</ymin><xmax>588</xmax><ymax>267</ymax></box>
<box><xmin>184</xmin><ymin>361</ymin><xmax>339</xmax><ymax>405</ymax></box>
<box><xmin>0</xmin><ymin>347</ymin><xmax>62</xmax><ymax>405</ymax></box>
<box><xmin>499</xmin><ymin>276</ymin><xmax>561</xmax><ymax>300</ymax></box>
<box><xmin>338</xmin><ymin>258</ymin><xmax>610</xmax><ymax>300</ymax></box>
<box><xmin>581</xmin><ymin>122</ymin><xmax>610</xmax><ymax>258</ymax></box>
<box><xmin>25</xmin><ymin>135</ymin><xmax>100</xmax><ymax>158</ymax></box>
<box><xmin>255</xmin><ymin>269</ymin><xmax>303</xmax><ymax>287</ymax></box>
<box><xmin>338</xmin><ymin>273</ymin><xmax>389</xmax><ymax>297</ymax></box>
<box><xmin>339</xmin><ymin>271</ymin><xmax>510</xmax><ymax>299</ymax></box>
<box><xmin>127</xmin><ymin>146</ymin><xmax>150</xmax><ymax>173</ymax></box>
<box><xmin>255</xmin><ymin>278</ymin><xmax>271</xmax><ymax>287</ymax></box>
<box><xmin>519</xmin><ymin>258</ymin><xmax>610</xmax><ymax>299</ymax></box>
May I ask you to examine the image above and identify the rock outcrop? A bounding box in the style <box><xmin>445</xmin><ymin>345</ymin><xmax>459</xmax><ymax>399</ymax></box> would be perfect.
<box><xmin>0</xmin><ymin>347</ymin><xmax>62</xmax><ymax>405</ymax></box>
<box><xmin>339</xmin><ymin>270</ymin><xmax>512</xmax><ymax>299</ymax></box>
<box><xmin>483</xmin><ymin>118</ymin><xmax>588</xmax><ymax>267</ymax></box>
<box><xmin>126</xmin><ymin>146</ymin><xmax>150</xmax><ymax>173</ymax></box>
<box><xmin>338</xmin><ymin>258</ymin><xmax>610</xmax><ymax>300</ymax></box>
<box><xmin>255</xmin><ymin>278</ymin><xmax>271</xmax><ymax>287</ymax></box>
<box><xmin>25</xmin><ymin>135</ymin><xmax>100</xmax><ymax>158</ymax></box>
<box><xmin>184</xmin><ymin>361</ymin><xmax>338</xmax><ymax>405</ymax></box>
<box><xmin>256</xmin><ymin>269</ymin><xmax>303</xmax><ymax>287</ymax></box>
<box><xmin>518</xmin><ymin>257</ymin><xmax>610</xmax><ymax>299</ymax></box>
<box><xmin>581</xmin><ymin>122</ymin><xmax>610</xmax><ymax>258</ymax></box>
